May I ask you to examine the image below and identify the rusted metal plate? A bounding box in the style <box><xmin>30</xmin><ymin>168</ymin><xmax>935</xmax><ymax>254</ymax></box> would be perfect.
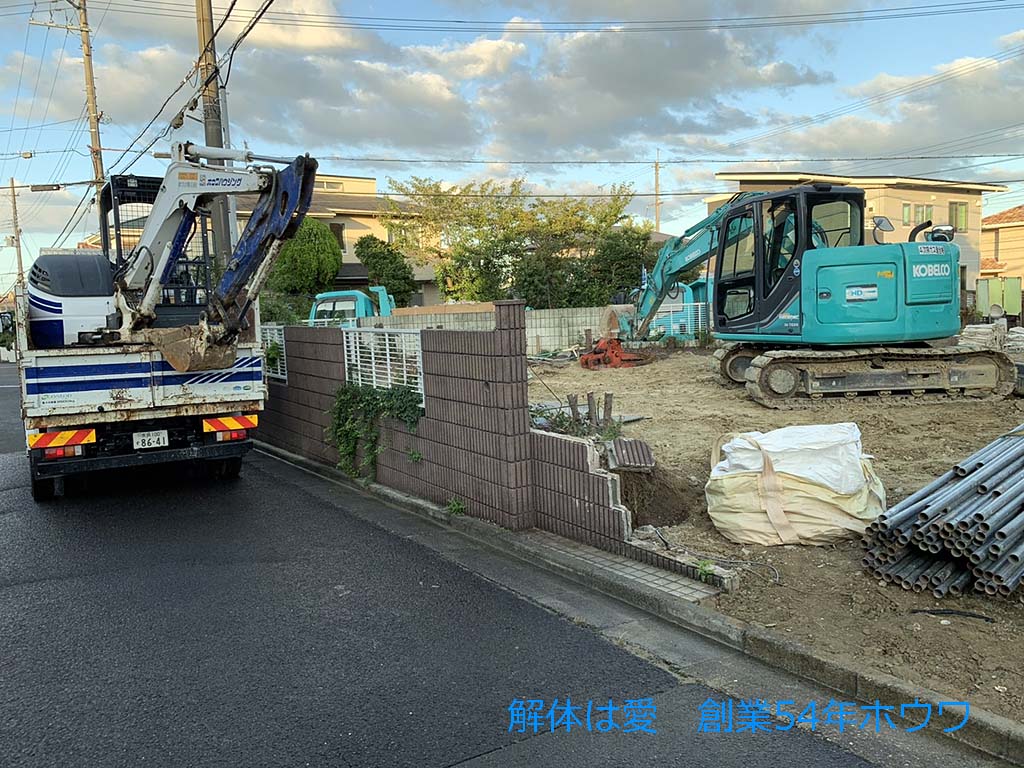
<box><xmin>606</xmin><ymin>437</ymin><xmax>656</xmax><ymax>472</ymax></box>
<box><xmin>20</xmin><ymin>341</ymin><xmax>265</xmax><ymax>424</ymax></box>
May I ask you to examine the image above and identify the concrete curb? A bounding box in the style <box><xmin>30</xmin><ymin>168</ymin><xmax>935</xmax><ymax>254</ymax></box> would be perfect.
<box><xmin>254</xmin><ymin>440</ymin><xmax>1024</xmax><ymax>766</ymax></box>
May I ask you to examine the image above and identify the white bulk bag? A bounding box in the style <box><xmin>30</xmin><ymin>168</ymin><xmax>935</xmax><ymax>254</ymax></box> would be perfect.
<box><xmin>705</xmin><ymin>423</ymin><xmax>886</xmax><ymax>546</ymax></box>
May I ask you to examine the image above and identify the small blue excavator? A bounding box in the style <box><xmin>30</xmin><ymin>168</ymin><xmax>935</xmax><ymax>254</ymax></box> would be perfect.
<box><xmin>606</xmin><ymin>183</ymin><xmax>1014</xmax><ymax>407</ymax></box>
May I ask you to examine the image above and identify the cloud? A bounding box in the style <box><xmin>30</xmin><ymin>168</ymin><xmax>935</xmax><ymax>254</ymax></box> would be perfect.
<box><xmin>757</xmin><ymin>38</ymin><xmax>1024</xmax><ymax>179</ymax></box>
<box><xmin>475</xmin><ymin>25</ymin><xmax>832</xmax><ymax>157</ymax></box>
<box><xmin>227</xmin><ymin>54</ymin><xmax>481</xmax><ymax>152</ymax></box>
<box><xmin>408</xmin><ymin>37</ymin><xmax>528</xmax><ymax>79</ymax></box>
<box><xmin>94</xmin><ymin>0</ymin><xmax>392</xmax><ymax>55</ymax></box>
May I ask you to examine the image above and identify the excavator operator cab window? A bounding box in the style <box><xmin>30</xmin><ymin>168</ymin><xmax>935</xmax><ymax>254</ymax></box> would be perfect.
<box><xmin>717</xmin><ymin>210</ymin><xmax>757</xmax><ymax>320</ymax></box>
<box><xmin>761</xmin><ymin>199</ymin><xmax>797</xmax><ymax>293</ymax></box>
<box><xmin>807</xmin><ymin>197</ymin><xmax>863</xmax><ymax>249</ymax></box>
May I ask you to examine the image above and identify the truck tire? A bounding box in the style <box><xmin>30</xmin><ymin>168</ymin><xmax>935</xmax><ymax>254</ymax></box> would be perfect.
<box><xmin>31</xmin><ymin>476</ymin><xmax>55</xmax><ymax>502</ymax></box>
<box><xmin>222</xmin><ymin>457</ymin><xmax>242</xmax><ymax>479</ymax></box>
<box><xmin>206</xmin><ymin>457</ymin><xmax>242</xmax><ymax>479</ymax></box>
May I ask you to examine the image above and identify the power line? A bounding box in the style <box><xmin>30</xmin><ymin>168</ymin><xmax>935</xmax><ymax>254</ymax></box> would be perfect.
<box><xmin>96</xmin><ymin>0</ymin><xmax>1024</xmax><ymax>33</ymax></box>
<box><xmin>312</xmin><ymin>152</ymin><xmax>1024</xmax><ymax>167</ymax></box>
<box><xmin>0</xmin><ymin>116</ymin><xmax>84</xmax><ymax>133</ymax></box>
<box><xmin>13</xmin><ymin>21</ymin><xmax>49</xmax><ymax>182</ymax></box>
<box><xmin>106</xmin><ymin>0</ymin><xmax>261</xmax><ymax>175</ymax></box>
<box><xmin>0</xmin><ymin>14</ymin><xmax>33</xmax><ymax>185</ymax></box>
<box><xmin>720</xmin><ymin>43</ymin><xmax>1024</xmax><ymax>152</ymax></box>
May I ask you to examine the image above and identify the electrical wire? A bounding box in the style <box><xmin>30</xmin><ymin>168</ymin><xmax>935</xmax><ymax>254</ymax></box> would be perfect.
<box><xmin>306</xmin><ymin>152</ymin><xmax>1024</xmax><ymax>167</ymax></box>
<box><xmin>107</xmin><ymin>0</ymin><xmax>261</xmax><ymax>176</ymax></box>
<box><xmin>96</xmin><ymin>0</ymin><xmax>1024</xmax><ymax>34</ymax></box>
<box><xmin>0</xmin><ymin>11</ymin><xmax>34</xmax><ymax>185</ymax></box>
<box><xmin>12</xmin><ymin>23</ymin><xmax>49</xmax><ymax>182</ymax></box>
<box><xmin>720</xmin><ymin>44</ymin><xmax>1024</xmax><ymax>153</ymax></box>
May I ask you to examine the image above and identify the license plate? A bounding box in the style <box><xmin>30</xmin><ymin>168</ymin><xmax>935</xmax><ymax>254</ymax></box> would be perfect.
<box><xmin>132</xmin><ymin>430</ymin><xmax>169</xmax><ymax>450</ymax></box>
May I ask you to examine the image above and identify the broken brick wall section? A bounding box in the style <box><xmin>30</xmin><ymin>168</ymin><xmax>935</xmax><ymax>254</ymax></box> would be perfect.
<box><xmin>530</xmin><ymin>429</ymin><xmax>715</xmax><ymax>580</ymax></box>
<box><xmin>261</xmin><ymin>302</ymin><xmax>695</xmax><ymax>574</ymax></box>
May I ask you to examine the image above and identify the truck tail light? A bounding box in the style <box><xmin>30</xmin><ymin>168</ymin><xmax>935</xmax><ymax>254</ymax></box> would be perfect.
<box><xmin>43</xmin><ymin>445</ymin><xmax>84</xmax><ymax>460</ymax></box>
<box><xmin>215</xmin><ymin>430</ymin><xmax>247</xmax><ymax>442</ymax></box>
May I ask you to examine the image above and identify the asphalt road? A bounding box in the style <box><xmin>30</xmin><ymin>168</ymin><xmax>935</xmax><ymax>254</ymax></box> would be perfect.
<box><xmin>0</xmin><ymin>363</ymin><xmax>23</xmax><ymax>454</ymax></box>
<box><xmin>0</xmin><ymin>377</ymin><xmax>879</xmax><ymax>767</ymax></box>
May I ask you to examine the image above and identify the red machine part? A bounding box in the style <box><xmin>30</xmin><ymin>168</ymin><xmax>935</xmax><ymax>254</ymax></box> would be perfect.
<box><xmin>579</xmin><ymin>338</ymin><xmax>653</xmax><ymax>370</ymax></box>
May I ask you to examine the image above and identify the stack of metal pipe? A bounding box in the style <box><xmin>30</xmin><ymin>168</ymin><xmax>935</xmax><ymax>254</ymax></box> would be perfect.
<box><xmin>863</xmin><ymin>426</ymin><xmax>1024</xmax><ymax>599</ymax></box>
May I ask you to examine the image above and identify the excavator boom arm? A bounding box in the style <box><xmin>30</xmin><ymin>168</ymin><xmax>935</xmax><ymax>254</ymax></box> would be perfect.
<box><xmin>632</xmin><ymin>191</ymin><xmax>764</xmax><ymax>339</ymax></box>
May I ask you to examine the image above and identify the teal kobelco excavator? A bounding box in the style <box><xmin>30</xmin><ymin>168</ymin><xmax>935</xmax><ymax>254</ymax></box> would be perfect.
<box><xmin>609</xmin><ymin>183</ymin><xmax>1015</xmax><ymax>407</ymax></box>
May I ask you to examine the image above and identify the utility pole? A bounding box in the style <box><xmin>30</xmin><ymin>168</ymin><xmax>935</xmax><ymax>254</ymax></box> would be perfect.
<box><xmin>75</xmin><ymin>0</ymin><xmax>104</xmax><ymax>187</ymax></box>
<box><xmin>195</xmin><ymin>0</ymin><xmax>234</xmax><ymax>268</ymax></box>
<box><xmin>32</xmin><ymin>1</ymin><xmax>105</xmax><ymax>187</ymax></box>
<box><xmin>9</xmin><ymin>179</ymin><xmax>24</xmax><ymax>287</ymax></box>
<box><xmin>654</xmin><ymin>148</ymin><xmax>661</xmax><ymax>233</ymax></box>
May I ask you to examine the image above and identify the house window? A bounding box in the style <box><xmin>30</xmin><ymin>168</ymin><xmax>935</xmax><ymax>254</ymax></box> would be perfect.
<box><xmin>913</xmin><ymin>204</ymin><xmax>933</xmax><ymax>225</ymax></box>
<box><xmin>330</xmin><ymin>222</ymin><xmax>347</xmax><ymax>254</ymax></box>
<box><xmin>949</xmin><ymin>201</ymin><xmax>968</xmax><ymax>232</ymax></box>
<box><xmin>902</xmin><ymin>202</ymin><xmax>911</xmax><ymax>226</ymax></box>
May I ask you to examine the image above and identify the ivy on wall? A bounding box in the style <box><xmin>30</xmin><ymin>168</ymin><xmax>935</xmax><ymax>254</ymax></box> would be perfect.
<box><xmin>326</xmin><ymin>384</ymin><xmax>422</xmax><ymax>479</ymax></box>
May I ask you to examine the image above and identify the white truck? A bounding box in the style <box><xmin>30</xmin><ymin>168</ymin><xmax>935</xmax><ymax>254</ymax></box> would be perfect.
<box><xmin>15</xmin><ymin>142</ymin><xmax>317</xmax><ymax>500</ymax></box>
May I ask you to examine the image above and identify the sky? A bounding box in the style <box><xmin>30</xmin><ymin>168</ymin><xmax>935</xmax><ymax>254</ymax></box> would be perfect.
<box><xmin>1</xmin><ymin>0</ymin><xmax>1023</xmax><ymax>288</ymax></box>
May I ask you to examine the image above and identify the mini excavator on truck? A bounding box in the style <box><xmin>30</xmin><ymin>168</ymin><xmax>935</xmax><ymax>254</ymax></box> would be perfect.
<box><xmin>16</xmin><ymin>142</ymin><xmax>316</xmax><ymax>498</ymax></box>
<box><xmin>606</xmin><ymin>183</ymin><xmax>1015</xmax><ymax>407</ymax></box>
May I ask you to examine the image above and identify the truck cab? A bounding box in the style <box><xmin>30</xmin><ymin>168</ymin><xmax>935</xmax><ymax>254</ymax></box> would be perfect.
<box><xmin>308</xmin><ymin>286</ymin><xmax>395</xmax><ymax>327</ymax></box>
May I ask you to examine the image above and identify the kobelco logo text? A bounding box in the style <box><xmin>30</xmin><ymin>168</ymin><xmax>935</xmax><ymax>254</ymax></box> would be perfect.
<box><xmin>912</xmin><ymin>263</ymin><xmax>951</xmax><ymax>278</ymax></box>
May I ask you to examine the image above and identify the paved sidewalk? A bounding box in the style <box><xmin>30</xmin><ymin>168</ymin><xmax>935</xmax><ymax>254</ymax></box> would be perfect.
<box><xmin>521</xmin><ymin>529</ymin><xmax>718</xmax><ymax>603</ymax></box>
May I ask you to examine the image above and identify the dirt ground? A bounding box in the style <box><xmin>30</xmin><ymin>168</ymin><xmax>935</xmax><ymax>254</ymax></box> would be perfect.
<box><xmin>528</xmin><ymin>350</ymin><xmax>1024</xmax><ymax>722</ymax></box>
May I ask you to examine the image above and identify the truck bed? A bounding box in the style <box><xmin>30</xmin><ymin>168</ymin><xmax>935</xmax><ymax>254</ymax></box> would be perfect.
<box><xmin>20</xmin><ymin>343</ymin><xmax>265</xmax><ymax>428</ymax></box>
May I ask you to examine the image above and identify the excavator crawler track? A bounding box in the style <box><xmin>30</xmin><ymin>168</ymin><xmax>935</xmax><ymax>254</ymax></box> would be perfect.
<box><xmin>712</xmin><ymin>343</ymin><xmax>762</xmax><ymax>386</ymax></box>
<box><xmin>742</xmin><ymin>345</ymin><xmax>1017</xmax><ymax>409</ymax></box>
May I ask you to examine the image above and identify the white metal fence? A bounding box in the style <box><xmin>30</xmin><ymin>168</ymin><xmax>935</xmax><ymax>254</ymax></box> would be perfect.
<box><xmin>260</xmin><ymin>324</ymin><xmax>287</xmax><ymax>381</ymax></box>
<box><xmin>341</xmin><ymin>327</ymin><xmax>424</xmax><ymax>401</ymax></box>
<box><xmin>650</xmin><ymin>302</ymin><xmax>709</xmax><ymax>338</ymax></box>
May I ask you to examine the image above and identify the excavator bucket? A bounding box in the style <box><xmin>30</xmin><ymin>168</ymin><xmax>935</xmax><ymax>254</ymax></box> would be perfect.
<box><xmin>146</xmin><ymin>325</ymin><xmax>236</xmax><ymax>373</ymax></box>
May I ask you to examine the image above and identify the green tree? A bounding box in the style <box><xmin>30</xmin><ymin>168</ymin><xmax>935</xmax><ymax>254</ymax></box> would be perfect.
<box><xmin>353</xmin><ymin>235</ymin><xmax>417</xmax><ymax>307</ymax></box>
<box><xmin>263</xmin><ymin>217</ymin><xmax>342</xmax><ymax>322</ymax></box>
<box><xmin>384</xmin><ymin>176</ymin><xmax>635</xmax><ymax>304</ymax></box>
<box><xmin>588</xmin><ymin>224</ymin><xmax>660</xmax><ymax>303</ymax></box>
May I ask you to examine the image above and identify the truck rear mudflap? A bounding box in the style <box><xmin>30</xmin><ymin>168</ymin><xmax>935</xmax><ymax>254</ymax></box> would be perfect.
<box><xmin>28</xmin><ymin>412</ymin><xmax>258</xmax><ymax>500</ymax></box>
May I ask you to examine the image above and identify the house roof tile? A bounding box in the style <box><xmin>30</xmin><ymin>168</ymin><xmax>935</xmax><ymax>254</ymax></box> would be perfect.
<box><xmin>983</xmin><ymin>204</ymin><xmax>1024</xmax><ymax>227</ymax></box>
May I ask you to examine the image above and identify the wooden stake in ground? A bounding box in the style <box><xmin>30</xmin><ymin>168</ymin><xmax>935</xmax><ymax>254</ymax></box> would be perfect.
<box><xmin>586</xmin><ymin>392</ymin><xmax>598</xmax><ymax>428</ymax></box>
<box><xmin>603</xmin><ymin>392</ymin><xmax>614</xmax><ymax>427</ymax></box>
<box><xmin>567</xmin><ymin>394</ymin><xmax>581</xmax><ymax>426</ymax></box>
<box><xmin>584</xmin><ymin>328</ymin><xmax>593</xmax><ymax>351</ymax></box>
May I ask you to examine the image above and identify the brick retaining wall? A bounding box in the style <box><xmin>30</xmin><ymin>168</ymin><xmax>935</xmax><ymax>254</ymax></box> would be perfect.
<box><xmin>259</xmin><ymin>301</ymin><xmax>700</xmax><ymax>576</ymax></box>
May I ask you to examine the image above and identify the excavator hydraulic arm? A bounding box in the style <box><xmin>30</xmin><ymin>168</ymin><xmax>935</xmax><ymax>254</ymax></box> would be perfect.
<box><xmin>208</xmin><ymin>154</ymin><xmax>318</xmax><ymax>336</ymax></box>
<box><xmin>143</xmin><ymin>150</ymin><xmax>318</xmax><ymax>373</ymax></box>
<box><xmin>631</xmin><ymin>190</ymin><xmax>764</xmax><ymax>340</ymax></box>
